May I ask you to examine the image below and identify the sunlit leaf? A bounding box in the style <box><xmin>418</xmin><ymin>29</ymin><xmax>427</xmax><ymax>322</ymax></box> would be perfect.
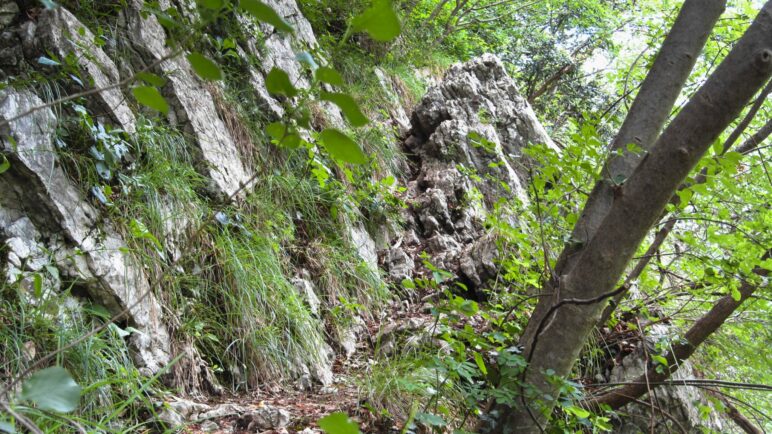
<box><xmin>320</xmin><ymin>92</ymin><xmax>369</xmax><ymax>127</ymax></box>
<box><xmin>319</xmin><ymin>129</ymin><xmax>367</xmax><ymax>164</ymax></box>
<box><xmin>132</xmin><ymin>86</ymin><xmax>169</xmax><ymax>114</ymax></box>
<box><xmin>351</xmin><ymin>0</ymin><xmax>401</xmax><ymax>42</ymax></box>
<box><xmin>565</xmin><ymin>405</ymin><xmax>590</xmax><ymax>419</ymax></box>
<box><xmin>19</xmin><ymin>367</ymin><xmax>81</xmax><ymax>413</ymax></box>
<box><xmin>318</xmin><ymin>412</ymin><xmax>360</xmax><ymax>434</ymax></box>
<box><xmin>239</xmin><ymin>0</ymin><xmax>294</xmax><ymax>33</ymax></box>
<box><xmin>0</xmin><ymin>154</ymin><xmax>9</xmax><ymax>174</ymax></box>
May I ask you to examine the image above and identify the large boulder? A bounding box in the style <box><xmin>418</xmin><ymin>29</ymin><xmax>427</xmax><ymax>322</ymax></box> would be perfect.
<box><xmin>387</xmin><ymin>54</ymin><xmax>556</xmax><ymax>293</ymax></box>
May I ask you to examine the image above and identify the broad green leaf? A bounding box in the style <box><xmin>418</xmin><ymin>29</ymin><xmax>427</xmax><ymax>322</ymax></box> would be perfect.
<box><xmin>265</xmin><ymin>68</ymin><xmax>298</xmax><ymax>98</ymax></box>
<box><xmin>315</xmin><ymin>67</ymin><xmax>344</xmax><ymax>86</ymax></box>
<box><xmin>318</xmin><ymin>412</ymin><xmax>360</xmax><ymax>434</ymax></box>
<box><xmin>266</xmin><ymin>122</ymin><xmax>287</xmax><ymax>140</ymax></box>
<box><xmin>565</xmin><ymin>405</ymin><xmax>590</xmax><ymax>419</ymax></box>
<box><xmin>351</xmin><ymin>0</ymin><xmax>401</xmax><ymax>42</ymax></box>
<box><xmin>239</xmin><ymin>0</ymin><xmax>294</xmax><ymax>33</ymax></box>
<box><xmin>651</xmin><ymin>354</ymin><xmax>669</xmax><ymax>367</ymax></box>
<box><xmin>187</xmin><ymin>52</ymin><xmax>223</xmax><ymax>81</ymax></box>
<box><xmin>319</xmin><ymin>129</ymin><xmax>367</xmax><ymax>164</ymax></box>
<box><xmin>415</xmin><ymin>412</ymin><xmax>446</xmax><ymax>427</ymax></box>
<box><xmin>132</xmin><ymin>86</ymin><xmax>169</xmax><ymax>114</ymax></box>
<box><xmin>320</xmin><ymin>92</ymin><xmax>369</xmax><ymax>127</ymax></box>
<box><xmin>135</xmin><ymin>72</ymin><xmax>166</xmax><ymax>87</ymax></box>
<box><xmin>474</xmin><ymin>351</ymin><xmax>488</xmax><ymax>375</ymax></box>
<box><xmin>20</xmin><ymin>366</ymin><xmax>81</xmax><ymax>413</ymax></box>
<box><xmin>265</xmin><ymin>122</ymin><xmax>301</xmax><ymax>148</ymax></box>
<box><xmin>0</xmin><ymin>154</ymin><xmax>9</xmax><ymax>174</ymax></box>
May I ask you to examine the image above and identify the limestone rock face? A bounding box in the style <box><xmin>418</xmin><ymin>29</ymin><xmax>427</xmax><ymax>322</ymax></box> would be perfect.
<box><xmin>0</xmin><ymin>89</ymin><xmax>170</xmax><ymax>373</ymax></box>
<box><xmin>388</xmin><ymin>54</ymin><xmax>556</xmax><ymax>293</ymax></box>
<box><xmin>123</xmin><ymin>0</ymin><xmax>252</xmax><ymax>199</ymax></box>
<box><xmin>36</xmin><ymin>8</ymin><xmax>137</xmax><ymax>133</ymax></box>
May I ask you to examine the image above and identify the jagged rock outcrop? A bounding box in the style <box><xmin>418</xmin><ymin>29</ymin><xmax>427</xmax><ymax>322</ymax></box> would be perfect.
<box><xmin>0</xmin><ymin>89</ymin><xmax>170</xmax><ymax>373</ymax></box>
<box><xmin>387</xmin><ymin>54</ymin><xmax>557</xmax><ymax>293</ymax></box>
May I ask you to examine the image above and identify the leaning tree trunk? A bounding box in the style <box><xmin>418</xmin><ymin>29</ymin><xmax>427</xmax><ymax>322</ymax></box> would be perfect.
<box><xmin>486</xmin><ymin>3</ymin><xmax>772</xmax><ymax>433</ymax></box>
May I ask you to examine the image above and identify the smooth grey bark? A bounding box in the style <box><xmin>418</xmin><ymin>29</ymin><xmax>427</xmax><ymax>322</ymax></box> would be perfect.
<box><xmin>557</xmin><ymin>0</ymin><xmax>726</xmax><ymax>262</ymax></box>
<box><xmin>597</xmin><ymin>79</ymin><xmax>772</xmax><ymax>326</ymax></box>
<box><xmin>487</xmin><ymin>3</ymin><xmax>772</xmax><ymax>432</ymax></box>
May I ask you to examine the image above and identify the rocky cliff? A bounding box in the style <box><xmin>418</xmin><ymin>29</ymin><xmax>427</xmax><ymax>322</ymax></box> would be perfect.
<box><xmin>0</xmin><ymin>0</ymin><xmax>725</xmax><ymax>431</ymax></box>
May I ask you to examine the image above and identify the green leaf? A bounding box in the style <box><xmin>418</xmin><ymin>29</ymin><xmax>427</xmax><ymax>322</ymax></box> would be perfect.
<box><xmin>652</xmin><ymin>354</ymin><xmax>669</xmax><ymax>367</ymax></box>
<box><xmin>239</xmin><ymin>0</ymin><xmax>294</xmax><ymax>33</ymax></box>
<box><xmin>565</xmin><ymin>405</ymin><xmax>590</xmax><ymax>419</ymax></box>
<box><xmin>266</xmin><ymin>122</ymin><xmax>287</xmax><ymax>140</ymax></box>
<box><xmin>135</xmin><ymin>72</ymin><xmax>166</xmax><ymax>87</ymax></box>
<box><xmin>265</xmin><ymin>68</ymin><xmax>298</xmax><ymax>98</ymax></box>
<box><xmin>20</xmin><ymin>366</ymin><xmax>81</xmax><ymax>413</ymax></box>
<box><xmin>319</xmin><ymin>129</ymin><xmax>367</xmax><ymax>164</ymax></box>
<box><xmin>730</xmin><ymin>286</ymin><xmax>741</xmax><ymax>301</ymax></box>
<box><xmin>474</xmin><ymin>351</ymin><xmax>487</xmax><ymax>375</ymax></box>
<box><xmin>320</xmin><ymin>92</ymin><xmax>369</xmax><ymax>127</ymax></box>
<box><xmin>351</xmin><ymin>0</ymin><xmax>401</xmax><ymax>42</ymax></box>
<box><xmin>132</xmin><ymin>86</ymin><xmax>169</xmax><ymax>114</ymax></box>
<box><xmin>318</xmin><ymin>412</ymin><xmax>360</xmax><ymax>434</ymax></box>
<box><xmin>415</xmin><ymin>412</ymin><xmax>446</xmax><ymax>427</ymax></box>
<box><xmin>32</xmin><ymin>273</ymin><xmax>43</xmax><ymax>298</ymax></box>
<box><xmin>0</xmin><ymin>154</ymin><xmax>10</xmax><ymax>174</ymax></box>
<box><xmin>315</xmin><ymin>67</ymin><xmax>344</xmax><ymax>86</ymax></box>
<box><xmin>198</xmin><ymin>0</ymin><xmax>224</xmax><ymax>9</ymax></box>
<box><xmin>187</xmin><ymin>52</ymin><xmax>223</xmax><ymax>81</ymax></box>
<box><xmin>266</xmin><ymin>122</ymin><xmax>302</xmax><ymax>148</ymax></box>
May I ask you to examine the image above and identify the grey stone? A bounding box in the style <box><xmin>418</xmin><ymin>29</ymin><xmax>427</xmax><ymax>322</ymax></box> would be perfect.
<box><xmin>0</xmin><ymin>1</ymin><xmax>18</xmax><ymax>30</ymax></box>
<box><xmin>200</xmin><ymin>420</ymin><xmax>219</xmax><ymax>432</ymax></box>
<box><xmin>291</xmin><ymin>274</ymin><xmax>321</xmax><ymax>315</ymax></box>
<box><xmin>0</xmin><ymin>30</ymin><xmax>21</xmax><ymax>67</ymax></box>
<box><xmin>37</xmin><ymin>8</ymin><xmax>137</xmax><ymax>133</ymax></box>
<box><xmin>387</xmin><ymin>247</ymin><xmax>413</xmax><ymax>282</ymax></box>
<box><xmin>0</xmin><ymin>89</ymin><xmax>170</xmax><ymax>373</ymax></box>
<box><xmin>381</xmin><ymin>55</ymin><xmax>556</xmax><ymax>294</ymax></box>
<box><xmin>124</xmin><ymin>0</ymin><xmax>252</xmax><ymax>199</ymax></box>
<box><xmin>346</xmin><ymin>220</ymin><xmax>378</xmax><ymax>271</ymax></box>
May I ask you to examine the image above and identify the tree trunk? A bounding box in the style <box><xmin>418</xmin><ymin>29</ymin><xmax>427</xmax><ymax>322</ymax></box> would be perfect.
<box><xmin>486</xmin><ymin>3</ymin><xmax>772</xmax><ymax>432</ymax></box>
